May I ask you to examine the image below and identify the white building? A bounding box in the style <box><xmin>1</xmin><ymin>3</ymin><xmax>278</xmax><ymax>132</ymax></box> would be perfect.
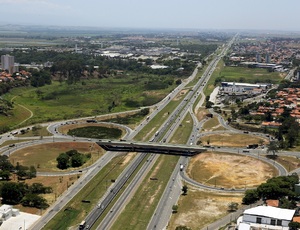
<box><xmin>0</xmin><ymin>204</ymin><xmax>20</xmax><ymax>221</ymax></box>
<box><xmin>1</xmin><ymin>54</ymin><xmax>15</xmax><ymax>74</ymax></box>
<box><xmin>220</xmin><ymin>82</ymin><xmax>270</xmax><ymax>95</ymax></box>
<box><xmin>0</xmin><ymin>204</ymin><xmax>40</xmax><ymax>230</ymax></box>
<box><xmin>238</xmin><ymin>206</ymin><xmax>295</xmax><ymax>230</ymax></box>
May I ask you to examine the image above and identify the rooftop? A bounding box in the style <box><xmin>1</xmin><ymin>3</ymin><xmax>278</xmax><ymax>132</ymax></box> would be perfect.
<box><xmin>244</xmin><ymin>206</ymin><xmax>295</xmax><ymax>221</ymax></box>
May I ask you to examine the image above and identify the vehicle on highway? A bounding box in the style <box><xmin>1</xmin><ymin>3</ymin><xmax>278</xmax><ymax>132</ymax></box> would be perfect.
<box><xmin>180</xmin><ymin>164</ymin><xmax>184</xmax><ymax>171</ymax></box>
<box><xmin>79</xmin><ymin>220</ymin><xmax>86</xmax><ymax>230</ymax></box>
<box><xmin>86</xmin><ymin>119</ymin><xmax>97</xmax><ymax>123</ymax></box>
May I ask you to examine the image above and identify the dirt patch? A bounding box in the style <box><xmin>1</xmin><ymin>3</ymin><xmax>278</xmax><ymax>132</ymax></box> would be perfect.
<box><xmin>168</xmin><ymin>187</ymin><xmax>243</xmax><ymax>229</ymax></box>
<box><xmin>200</xmin><ymin>133</ymin><xmax>268</xmax><ymax>147</ymax></box>
<box><xmin>122</xmin><ymin>152</ymin><xmax>136</xmax><ymax>165</ymax></box>
<box><xmin>173</xmin><ymin>89</ymin><xmax>188</xmax><ymax>101</ymax></box>
<box><xmin>196</xmin><ymin>109</ymin><xmax>208</xmax><ymax>122</ymax></box>
<box><xmin>188</xmin><ymin>152</ymin><xmax>277</xmax><ymax>189</ymax></box>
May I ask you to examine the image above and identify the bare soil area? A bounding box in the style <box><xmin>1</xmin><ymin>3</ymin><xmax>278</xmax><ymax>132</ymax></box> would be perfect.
<box><xmin>196</xmin><ymin>108</ymin><xmax>208</xmax><ymax>121</ymax></box>
<box><xmin>200</xmin><ymin>133</ymin><xmax>268</xmax><ymax>147</ymax></box>
<box><xmin>187</xmin><ymin>152</ymin><xmax>277</xmax><ymax>189</ymax></box>
<box><xmin>168</xmin><ymin>187</ymin><xmax>243</xmax><ymax>229</ymax></box>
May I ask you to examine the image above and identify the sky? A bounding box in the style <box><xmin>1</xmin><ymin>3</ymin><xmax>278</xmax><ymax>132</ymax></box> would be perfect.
<box><xmin>0</xmin><ymin>0</ymin><xmax>300</xmax><ymax>31</ymax></box>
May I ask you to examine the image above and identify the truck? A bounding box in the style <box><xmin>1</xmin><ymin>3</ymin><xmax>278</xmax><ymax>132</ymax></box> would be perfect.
<box><xmin>180</xmin><ymin>164</ymin><xmax>184</xmax><ymax>171</ymax></box>
<box><xmin>247</xmin><ymin>144</ymin><xmax>258</xmax><ymax>149</ymax></box>
<box><xmin>79</xmin><ymin>220</ymin><xmax>86</xmax><ymax>230</ymax></box>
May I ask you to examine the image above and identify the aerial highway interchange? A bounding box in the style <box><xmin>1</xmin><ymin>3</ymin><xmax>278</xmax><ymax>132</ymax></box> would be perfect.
<box><xmin>0</xmin><ymin>34</ymin><xmax>295</xmax><ymax>230</ymax></box>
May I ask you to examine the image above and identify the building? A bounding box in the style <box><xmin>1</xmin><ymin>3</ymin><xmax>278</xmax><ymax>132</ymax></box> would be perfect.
<box><xmin>220</xmin><ymin>82</ymin><xmax>270</xmax><ymax>95</ymax></box>
<box><xmin>238</xmin><ymin>206</ymin><xmax>295</xmax><ymax>230</ymax></box>
<box><xmin>1</xmin><ymin>54</ymin><xmax>15</xmax><ymax>74</ymax></box>
<box><xmin>0</xmin><ymin>204</ymin><xmax>20</xmax><ymax>221</ymax></box>
<box><xmin>256</xmin><ymin>53</ymin><xmax>261</xmax><ymax>62</ymax></box>
<box><xmin>0</xmin><ymin>204</ymin><xmax>40</xmax><ymax>229</ymax></box>
<box><xmin>265</xmin><ymin>53</ymin><xmax>270</xmax><ymax>63</ymax></box>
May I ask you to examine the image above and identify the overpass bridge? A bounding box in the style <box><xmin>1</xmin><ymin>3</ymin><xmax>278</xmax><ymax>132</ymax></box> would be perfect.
<box><xmin>96</xmin><ymin>140</ymin><xmax>207</xmax><ymax>156</ymax></box>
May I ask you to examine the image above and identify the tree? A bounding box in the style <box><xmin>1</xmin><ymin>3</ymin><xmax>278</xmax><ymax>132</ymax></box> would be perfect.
<box><xmin>56</xmin><ymin>153</ymin><xmax>70</xmax><ymax>169</ymax></box>
<box><xmin>242</xmin><ymin>189</ymin><xmax>259</xmax><ymax>205</ymax></box>
<box><xmin>0</xmin><ymin>155</ymin><xmax>14</xmax><ymax>171</ymax></box>
<box><xmin>71</xmin><ymin>153</ymin><xmax>84</xmax><ymax>167</ymax></box>
<box><xmin>1</xmin><ymin>182</ymin><xmax>28</xmax><ymax>204</ymax></box>
<box><xmin>175</xmin><ymin>79</ymin><xmax>182</xmax><ymax>85</ymax></box>
<box><xmin>30</xmin><ymin>183</ymin><xmax>52</xmax><ymax>194</ymax></box>
<box><xmin>228</xmin><ymin>202</ymin><xmax>238</xmax><ymax>212</ymax></box>
<box><xmin>28</xmin><ymin>166</ymin><xmax>37</xmax><ymax>179</ymax></box>
<box><xmin>267</xmin><ymin>141</ymin><xmax>279</xmax><ymax>156</ymax></box>
<box><xmin>16</xmin><ymin>165</ymin><xmax>29</xmax><ymax>180</ymax></box>
<box><xmin>21</xmin><ymin>193</ymin><xmax>49</xmax><ymax>209</ymax></box>
<box><xmin>0</xmin><ymin>170</ymin><xmax>10</xmax><ymax>180</ymax></box>
<box><xmin>289</xmin><ymin>222</ymin><xmax>300</xmax><ymax>230</ymax></box>
<box><xmin>182</xmin><ymin>185</ymin><xmax>188</xmax><ymax>195</ymax></box>
<box><xmin>175</xmin><ymin>226</ymin><xmax>191</xmax><ymax>230</ymax></box>
<box><xmin>205</xmin><ymin>101</ymin><xmax>214</xmax><ymax>109</ymax></box>
<box><xmin>172</xmin><ymin>204</ymin><xmax>178</xmax><ymax>213</ymax></box>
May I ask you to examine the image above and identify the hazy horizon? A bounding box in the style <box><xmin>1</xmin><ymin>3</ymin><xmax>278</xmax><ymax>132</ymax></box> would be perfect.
<box><xmin>0</xmin><ymin>0</ymin><xmax>299</xmax><ymax>32</ymax></box>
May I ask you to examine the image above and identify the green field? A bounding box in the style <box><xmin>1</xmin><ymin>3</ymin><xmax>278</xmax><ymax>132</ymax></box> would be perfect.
<box><xmin>219</xmin><ymin>66</ymin><xmax>284</xmax><ymax>83</ymax></box>
<box><xmin>204</xmin><ymin>61</ymin><xmax>284</xmax><ymax>98</ymax></box>
<box><xmin>2</xmin><ymin>75</ymin><xmax>178</xmax><ymax>129</ymax></box>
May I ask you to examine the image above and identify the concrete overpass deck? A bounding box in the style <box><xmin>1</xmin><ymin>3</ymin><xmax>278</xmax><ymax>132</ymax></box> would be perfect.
<box><xmin>96</xmin><ymin>140</ymin><xmax>207</xmax><ymax>156</ymax></box>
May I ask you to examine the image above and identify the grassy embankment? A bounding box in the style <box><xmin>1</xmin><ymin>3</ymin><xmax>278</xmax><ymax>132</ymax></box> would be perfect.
<box><xmin>1</xmin><ymin>75</ymin><xmax>177</xmax><ymax>130</ymax></box>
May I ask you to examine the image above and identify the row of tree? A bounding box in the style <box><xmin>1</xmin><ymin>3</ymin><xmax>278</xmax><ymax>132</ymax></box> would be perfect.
<box><xmin>1</xmin><ymin>182</ymin><xmax>51</xmax><ymax>209</ymax></box>
<box><xmin>243</xmin><ymin>174</ymin><xmax>299</xmax><ymax>209</ymax></box>
<box><xmin>0</xmin><ymin>155</ymin><xmax>37</xmax><ymax>180</ymax></box>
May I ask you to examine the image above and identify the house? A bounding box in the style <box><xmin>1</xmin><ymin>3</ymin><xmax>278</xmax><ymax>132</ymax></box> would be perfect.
<box><xmin>0</xmin><ymin>204</ymin><xmax>20</xmax><ymax>221</ymax></box>
<box><xmin>238</xmin><ymin>206</ymin><xmax>295</xmax><ymax>230</ymax></box>
<box><xmin>266</xmin><ymin>199</ymin><xmax>279</xmax><ymax>207</ymax></box>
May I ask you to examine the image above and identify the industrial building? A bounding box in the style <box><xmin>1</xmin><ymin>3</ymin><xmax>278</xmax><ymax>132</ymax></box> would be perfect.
<box><xmin>237</xmin><ymin>206</ymin><xmax>295</xmax><ymax>230</ymax></box>
<box><xmin>220</xmin><ymin>82</ymin><xmax>271</xmax><ymax>95</ymax></box>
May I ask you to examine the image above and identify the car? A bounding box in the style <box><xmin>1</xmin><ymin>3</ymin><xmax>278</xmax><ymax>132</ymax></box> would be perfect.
<box><xmin>85</xmin><ymin>225</ymin><xmax>90</xmax><ymax>229</ymax></box>
<box><xmin>9</xmin><ymin>144</ymin><xmax>15</xmax><ymax>147</ymax></box>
